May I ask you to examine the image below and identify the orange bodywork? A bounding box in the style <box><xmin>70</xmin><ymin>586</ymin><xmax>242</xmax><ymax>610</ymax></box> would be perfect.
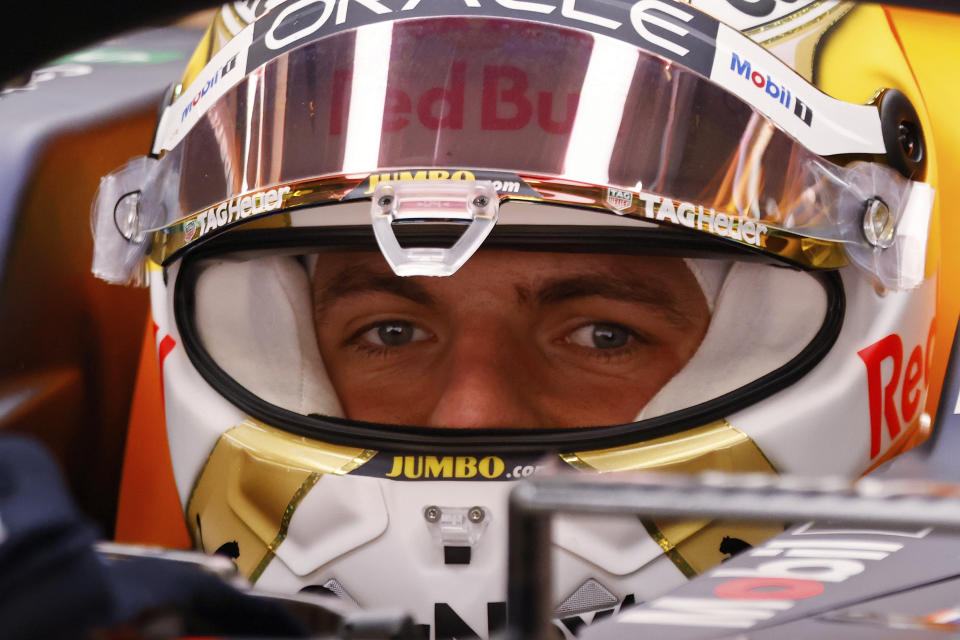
<box><xmin>886</xmin><ymin>6</ymin><xmax>960</xmax><ymax>425</ymax></box>
<box><xmin>115</xmin><ymin>317</ymin><xmax>190</xmax><ymax>547</ymax></box>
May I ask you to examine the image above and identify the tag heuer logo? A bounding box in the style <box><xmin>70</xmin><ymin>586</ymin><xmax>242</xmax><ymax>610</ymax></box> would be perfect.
<box><xmin>184</xmin><ymin>219</ymin><xmax>197</xmax><ymax>242</ymax></box>
<box><xmin>606</xmin><ymin>188</ymin><xmax>633</xmax><ymax>212</ymax></box>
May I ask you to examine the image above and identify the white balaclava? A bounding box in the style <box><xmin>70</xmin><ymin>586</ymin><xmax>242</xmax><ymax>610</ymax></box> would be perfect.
<box><xmin>194</xmin><ymin>252</ymin><xmax>825</xmax><ymax>425</ymax></box>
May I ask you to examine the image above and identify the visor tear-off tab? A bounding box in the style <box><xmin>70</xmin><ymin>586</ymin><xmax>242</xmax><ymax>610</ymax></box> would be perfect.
<box><xmin>91</xmin><ymin>156</ymin><xmax>161</xmax><ymax>286</ymax></box>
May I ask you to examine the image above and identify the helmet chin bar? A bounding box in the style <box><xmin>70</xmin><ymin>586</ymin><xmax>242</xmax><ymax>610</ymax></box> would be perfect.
<box><xmin>371</xmin><ymin>180</ymin><xmax>499</xmax><ymax>277</ymax></box>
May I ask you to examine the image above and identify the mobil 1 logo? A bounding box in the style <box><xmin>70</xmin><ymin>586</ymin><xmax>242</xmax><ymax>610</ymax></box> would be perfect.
<box><xmin>246</xmin><ymin>1</ymin><xmax>721</xmax><ymax>79</ymax></box>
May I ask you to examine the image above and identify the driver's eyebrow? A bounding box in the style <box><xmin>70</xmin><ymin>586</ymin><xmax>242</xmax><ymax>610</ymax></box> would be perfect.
<box><xmin>527</xmin><ymin>274</ymin><xmax>692</xmax><ymax>328</ymax></box>
<box><xmin>314</xmin><ymin>265</ymin><xmax>435</xmax><ymax>314</ymax></box>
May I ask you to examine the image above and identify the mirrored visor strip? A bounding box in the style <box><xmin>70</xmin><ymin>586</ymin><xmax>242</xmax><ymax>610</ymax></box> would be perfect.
<box><xmin>146</xmin><ymin>171</ymin><xmax>846</xmax><ymax>271</ymax></box>
<box><xmin>153</xmin><ymin>6</ymin><xmax>885</xmax><ymax>158</ymax></box>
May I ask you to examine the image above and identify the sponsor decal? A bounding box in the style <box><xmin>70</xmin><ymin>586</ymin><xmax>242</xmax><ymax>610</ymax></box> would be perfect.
<box><xmin>153</xmin><ymin>26</ymin><xmax>252</xmax><ymax>154</ymax></box>
<box><xmin>427</xmin><ymin>594</ymin><xmax>639</xmax><ymax>639</ymax></box>
<box><xmin>423</xmin><ymin>591</ymin><xmax>639</xmax><ymax>639</ymax></box>
<box><xmin>327</xmin><ymin>61</ymin><xmax>582</xmax><ymax>137</ymax></box>
<box><xmin>190</xmin><ymin>186</ymin><xmax>291</xmax><ymax>241</ymax></box>
<box><xmin>181</xmin><ymin>53</ymin><xmax>240</xmax><ymax>123</ymax></box>
<box><xmin>428</xmin><ymin>593</ymin><xmax>636</xmax><ymax>640</ymax></box>
<box><xmin>344</xmin><ymin>169</ymin><xmax>536</xmax><ymax>199</ymax></box>
<box><xmin>183</xmin><ymin>218</ymin><xmax>198</xmax><ymax>242</ymax></box>
<box><xmin>620</xmin><ymin>523</ymin><xmax>931</xmax><ymax>630</ymax></box>
<box><xmin>605</xmin><ymin>188</ymin><xmax>633</xmax><ymax>212</ymax></box>
<box><xmin>351</xmin><ymin>452</ymin><xmax>545</xmax><ymax>481</ymax></box>
<box><xmin>857</xmin><ymin>317</ymin><xmax>936</xmax><ymax>459</ymax></box>
<box><xmin>247</xmin><ymin>0</ymin><xmax>720</xmax><ymax>79</ymax></box>
<box><xmin>159</xmin><ymin>0</ymin><xmax>884</xmax><ymax>157</ymax></box>
<box><xmin>386</xmin><ymin>455</ymin><xmax>507</xmax><ymax>479</ymax></box>
<box><xmin>432</xmin><ymin>602</ymin><xmax>506</xmax><ymax>639</ymax></box>
<box><xmin>366</xmin><ymin>170</ymin><xmax>478</xmax><ymax>194</ymax></box>
<box><xmin>638</xmin><ymin>194</ymin><xmax>769</xmax><ymax>247</ymax></box>
<box><xmin>730</xmin><ymin>51</ymin><xmax>812</xmax><ymax>126</ymax></box>
<box><xmin>710</xmin><ymin>21</ymin><xmax>883</xmax><ymax>156</ymax></box>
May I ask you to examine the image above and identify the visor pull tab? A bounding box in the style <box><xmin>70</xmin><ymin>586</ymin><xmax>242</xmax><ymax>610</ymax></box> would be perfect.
<box><xmin>91</xmin><ymin>155</ymin><xmax>160</xmax><ymax>286</ymax></box>
<box><xmin>371</xmin><ymin>180</ymin><xmax>499</xmax><ymax>277</ymax></box>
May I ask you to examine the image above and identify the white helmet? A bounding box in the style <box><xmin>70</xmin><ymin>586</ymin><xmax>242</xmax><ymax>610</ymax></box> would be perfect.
<box><xmin>93</xmin><ymin>1</ymin><xmax>941</xmax><ymax>637</ymax></box>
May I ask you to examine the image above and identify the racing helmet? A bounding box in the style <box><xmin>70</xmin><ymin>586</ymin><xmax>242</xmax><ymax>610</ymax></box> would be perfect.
<box><xmin>93</xmin><ymin>1</ymin><xmax>942</xmax><ymax>636</ymax></box>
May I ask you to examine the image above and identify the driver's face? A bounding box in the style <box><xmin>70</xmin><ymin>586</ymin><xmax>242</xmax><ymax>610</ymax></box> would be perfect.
<box><xmin>312</xmin><ymin>250</ymin><xmax>710</xmax><ymax>429</ymax></box>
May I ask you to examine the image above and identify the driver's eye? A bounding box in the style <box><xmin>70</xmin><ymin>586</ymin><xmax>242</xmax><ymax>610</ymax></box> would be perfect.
<box><xmin>568</xmin><ymin>323</ymin><xmax>634</xmax><ymax>349</ymax></box>
<box><xmin>362</xmin><ymin>321</ymin><xmax>424</xmax><ymax>347</ymax></box>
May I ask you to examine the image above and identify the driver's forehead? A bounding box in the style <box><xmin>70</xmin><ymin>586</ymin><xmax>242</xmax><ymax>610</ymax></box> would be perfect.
<box><xmin>311</xmin><ymin>250</ymin><xmax>707</xmax><ymax>316</ymax></box>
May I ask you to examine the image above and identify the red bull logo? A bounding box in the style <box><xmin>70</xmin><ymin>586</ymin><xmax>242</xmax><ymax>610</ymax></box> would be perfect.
<box><xmin>857</xmin><ymin>318</ymin><xmax>936</xmax><ymax>459</ymax></box>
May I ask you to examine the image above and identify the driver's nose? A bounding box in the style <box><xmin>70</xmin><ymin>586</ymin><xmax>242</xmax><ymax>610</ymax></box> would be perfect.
<box><xmin>424</xmin><ymin>323</ymin><xmax>546</xmax><ymax>429</ymax></box>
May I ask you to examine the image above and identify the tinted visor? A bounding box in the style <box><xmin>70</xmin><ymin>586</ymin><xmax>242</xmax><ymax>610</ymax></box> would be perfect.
<box><xmin>111</xmin><ymin>16</ymin><xmax>930</xmax><ymax>290</ymax></box>
<box><xmin>161</xmin><ymin>17</ymin><xmax>864</xmax><ymax>220</ymax></box>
